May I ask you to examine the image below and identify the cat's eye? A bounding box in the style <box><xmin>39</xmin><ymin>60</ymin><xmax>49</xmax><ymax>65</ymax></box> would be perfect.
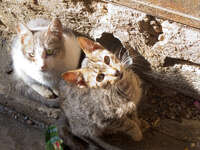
<box><xmin>28</xmin><ymin>53</ymin><xmax>34</xmax><ymax>57</ymax></box>
<box><xmin>104</xmin><ymin>56</ymin><xmax>110</xmax><ymax>65</ymax></box>
<box><xmin>46</xmin><ymin>49</ymin><xmax>54</xmax><ymax>55</ymax></box>
<box><xmin>96</xmin><ymin>73</ymin><xmax>105</xmax><ymax>82</ymax></box>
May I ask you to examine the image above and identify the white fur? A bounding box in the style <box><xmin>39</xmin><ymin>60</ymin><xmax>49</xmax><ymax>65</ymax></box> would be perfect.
<box><xmin>11</xmin><ymin>19</ymin><xmax>81</xmax><ymax>97</ymax></box>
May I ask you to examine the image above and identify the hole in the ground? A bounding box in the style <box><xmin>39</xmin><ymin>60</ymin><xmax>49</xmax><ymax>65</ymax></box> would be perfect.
<box><xmin>138</xmin><ymin>15</ymin><xmax>163</xmax><ymax>46</ymax></box>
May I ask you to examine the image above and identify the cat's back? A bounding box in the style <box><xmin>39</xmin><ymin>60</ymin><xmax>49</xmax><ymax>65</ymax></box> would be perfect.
<box><xmin>60</xmin><ymin>80</ymin><xmax>102</xmax><ymax>114</ymax></box>
<box><xmin>59</xmin><ymin>80</ymin><xmax>112</xmax><ymax>130</ymax></box>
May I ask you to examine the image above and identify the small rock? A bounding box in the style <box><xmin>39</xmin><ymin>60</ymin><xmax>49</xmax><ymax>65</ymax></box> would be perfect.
<box><xmin>190</xmin><ymin>142</ymin><xmax>196</xmax><ymax>148</ymax></box>
<box><xmin>158</xmin><ymin>34</ymin><xmax>165</xmax><ymax>41</ymax></box>
<box><xmin>186</xmin><ymin>114</ymin><xmax>190</xmax><ymax>119</ymax></box>
<box><xmin>153</xmin><ymin>25</ymin><xmax>162</xmax><ymax>33</ymax></box>
<box><xmin>143</xmin><ymin>17</ymin><xmax>150</xmax><ymax>23</ymax></box>
<box><xmin>39</xmin><ymin>123</ymin><xmax>45</xmax><ymax>129</ymax></box>
<box><xmin>14</xmin><ymin>115</ymin><xmax>18</xmax><ymax>120</ymax></box>
<box><xmin>0</xmin><ymin>105</ymin><xmax>4</xmax><ymax>112</ymax></box>
<box><xmin>170</xmin><ymin>115</ymin><xmax>175</xmax><ymax>119</ymax></box>
<box><xmin>24</xmin><ymin>116</ymin><xmax>29</xmax><ymax>120</ymax></box>
<box><xmin>150</xmin><ymin>20</ymin><xmax>157</xmax><ymax>25</ymax></box>
<box><xmin>26</xmin><ymin>120</ymin><xmax>33</xmax><ymax>125</ymax></box>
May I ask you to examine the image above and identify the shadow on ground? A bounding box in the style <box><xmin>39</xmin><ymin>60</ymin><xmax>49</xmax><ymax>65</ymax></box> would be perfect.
<box><xmin>97</xmin><ymin>32</ymin><xmax>200</xmax><ymax>150</ymax></box>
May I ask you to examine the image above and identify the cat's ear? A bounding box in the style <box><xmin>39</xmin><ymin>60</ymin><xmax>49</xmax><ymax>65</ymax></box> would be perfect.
<box><xmin>77</xmin><ymin>37</ymin><xmax>104</xmax><ymax>55</ymax></box>
<box><xmin>17</xmin><ymin>23</ymin><xmax>32</xmax><ymax>35</ymax></box>
<box><xmin>62</xmin><ymin>69</ymin><xmax>87</xmax><ymax>88</ymax></box>
<box><xmin>17</xmin><ymin>23</ymin><xmax>34</xmax><ymax>50</ymax></box>
<box><xmin>47</xmin><ymin>18</ymin><xmax>62</xmax><ymax>38</ymax></box>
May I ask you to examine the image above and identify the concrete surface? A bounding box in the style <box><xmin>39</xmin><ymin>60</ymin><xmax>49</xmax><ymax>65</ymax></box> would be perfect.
<box><xmin>0</xmin><ymin>113</ymin><xmax>45</xmax><ymax>150</ymax></box>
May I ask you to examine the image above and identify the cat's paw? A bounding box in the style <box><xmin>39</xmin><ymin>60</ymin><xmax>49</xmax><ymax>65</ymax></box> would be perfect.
<box><xmin>40</xmin><ymin>88</ymin><xmax>57</xmax><ymax>99</ymax></box>
<box><xmin>29</xmin><ymin>84</ymin><xmax>59</xmax><ymax>108</ymax></box>
<box><xmin>43</xmin><ymin>88</ymin><xmax>59</xmax><ymax>99</ymax></box>
<box><xmin>129</xmin><ymin>124</ymin><xmax>143</xmax><ymax>142</ymax></box>
<box><xmin>31</xmin><ymin>84</ymin><xmax>57</xmax><ymax>99</ymax></box>
<box><xmin>125</xmin><ymin>119</ymin><xmax>143</xmax><ymax>142</ymax></box>
<box><xmin>52</xmin><ymin>89</ymin><xmax>59</xmax><ymax>97</ymax></box>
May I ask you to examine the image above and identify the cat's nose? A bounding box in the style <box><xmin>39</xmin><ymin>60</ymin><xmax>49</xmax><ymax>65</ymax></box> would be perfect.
<box><xmin>115</xmin><ymin>70</ymin><xmax>123</xmax><ymax>79</ymax></box>
<box><xmin>41</xmin><ymin>65</ymin><xmax>47</xmax><ymax>71</ymax></box>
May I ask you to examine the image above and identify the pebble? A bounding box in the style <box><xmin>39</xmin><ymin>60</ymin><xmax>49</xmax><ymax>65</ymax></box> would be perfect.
<box><xmin>158</xmin><ymin>34</ymin><xmax>165</xmax><ymax>41</ymax></box>
<box><xmin>0</xmin><ymin>105</ymin><xmax>4</xmax><ymax>112</ymax></box>
<box><xmin>14</xmin><ymin>115</ymin><xmax>18</xmax><ymax>120</ymax></box>
<box><xmin>190</xmin><ymin>142</ymin><xmax>196</xmax><ymax>148</ymax></box>
<box><xmin>150</xmin><ymin>20</ymin><xmax>157</xmax><ymax>25</ymax></box>
<box><xmin>186</xmin><ymin>114</ymin><xmax>190</xmax><ymax>119</ymax></box>
<box><xmin>153</xmin><ymin>25</ymin><xmax>162</xmax><ymax>33</ymax></box>
<box><xmin>24</xmin><ymin>116</ymin><xmax>29</xmax><ymax>120</ymax></box>
<box><xmin>26</xmin><ymin>120</ymin><xmax>33</xmax><ymax>125</ymax></box>
<box><xmin>170</xmin><ymin>115</ymin><xmax>175</xmax><ymax>119</ymax></box>
<box><xmin>143</xmin><ymin>17</ymin><xmax>150</xmax><ymax>23</ymax></box>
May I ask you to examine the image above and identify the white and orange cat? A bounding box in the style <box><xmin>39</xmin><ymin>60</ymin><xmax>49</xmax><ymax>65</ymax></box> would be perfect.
<box><xmin>11</xmin><ymin>18</ymin><xmax>81</xmax><ymax>99</ymax></box>
<box><xmin>59</xmin><ymin>37</ymin><xmax>143</xmax><ymax>150</ymax></box>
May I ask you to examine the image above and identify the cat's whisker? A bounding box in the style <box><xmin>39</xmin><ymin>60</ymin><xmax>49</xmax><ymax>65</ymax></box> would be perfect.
<box><xmin>121</xmin><ymin>56</ymin><xmax>128</xmax><ymax>64</ymax></box>
<box><xmin>121</xmin><ymin>50</ymin><xmax>131</xmax><ymax>63</ymax></box>
<box><xmin>123</xmin><ymin>58</ymin><xmax>133</xmax><ymax>67</ymax></box>
<box><xmin>122</xmin><ymin>50</ymin><xmax>129</xmax><ymax>58</ymax></box>
<box><xmin>121</xmin><ymin>52</ymin><xmax>133</xmax><ymax>67</ymax></box>
<box><xmin>118</xmin><ymin>47</ymin><xmax>123</xmax><ymax>60</ymax></box>
<box><xmin>123</xmin><ymin>56</ymin><xmax>131</xmax><ymax>63</ymax></box>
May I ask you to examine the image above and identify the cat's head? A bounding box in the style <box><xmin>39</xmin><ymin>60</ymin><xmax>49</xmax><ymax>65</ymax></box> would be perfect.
<box><xmin>62</xmin><ymin>37</ymin><xmax>125</xmax><ymax>88</ymax></box>
<box><xmin>17</xmin><ymin>18</ymin><xmax>63</xmax><ymax>72</ymax></box>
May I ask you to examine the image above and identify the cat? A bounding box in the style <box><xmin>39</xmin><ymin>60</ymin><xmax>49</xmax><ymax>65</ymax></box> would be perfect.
<box><xmin>59</xmin><ymin>37</ymin><xmax>143</xmax><ymax>150</ymax></box>
<box><xmin>11</xmin><ymin>18</ymin><xmax>81</xmax><ymax>101</ymax></box>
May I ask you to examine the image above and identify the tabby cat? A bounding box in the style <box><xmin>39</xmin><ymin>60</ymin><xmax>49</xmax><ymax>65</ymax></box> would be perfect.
<box><xmin>59</xmin><ymin>37</ymin><xmax>143</xmax><ymax>150</ymax></box>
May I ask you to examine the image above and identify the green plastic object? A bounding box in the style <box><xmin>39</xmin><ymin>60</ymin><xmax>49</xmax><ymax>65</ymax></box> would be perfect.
<box><xmin>45</xmin><ymin>125</ymin><xmax>64</xmax><ymax>150</ymax></box>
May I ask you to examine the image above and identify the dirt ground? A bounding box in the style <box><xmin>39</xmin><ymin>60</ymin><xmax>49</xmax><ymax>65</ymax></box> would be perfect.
<box><xmin>0</xmin><ymin>1</ymin><xmax>200</xmax><ymax>149</ymax></box>
<box><xmin>0</xmin><ymin>109</ymin><xmax>45</xmax><ymax>150</ymax></box>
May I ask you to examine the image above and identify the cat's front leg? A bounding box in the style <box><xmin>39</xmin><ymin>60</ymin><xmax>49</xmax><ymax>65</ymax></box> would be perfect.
<box><xmin>122</xmin><ymin>118</ymin><xmax>143</xmax><ymax>142</ymax></box>
<box><xmin>52</xmin><ymin>88</ymin><xmax>59</xmax><ymax>97</ymax></box>
<box><xmin>30</xmin><ymin>83</ymin><xmax>56</xmax><ymax>98</ymax></box>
